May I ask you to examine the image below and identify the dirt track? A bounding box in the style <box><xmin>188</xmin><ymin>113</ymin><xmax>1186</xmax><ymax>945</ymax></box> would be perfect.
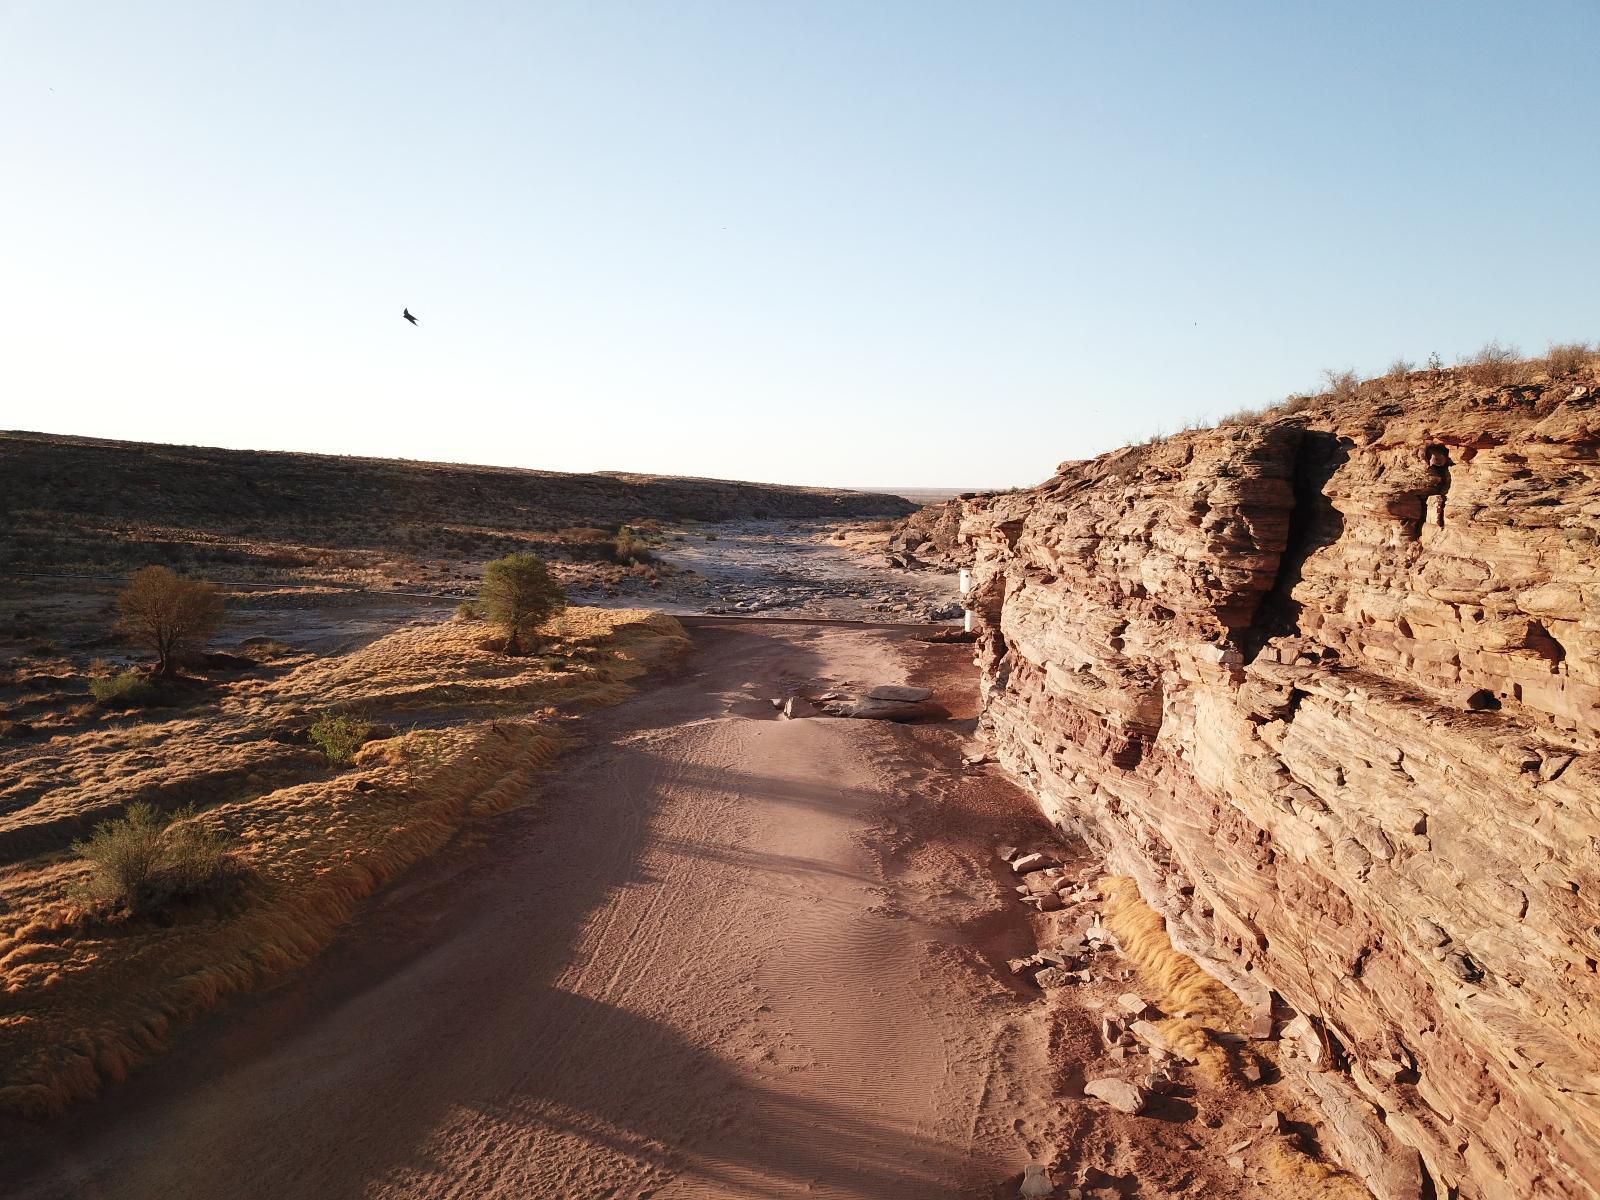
<box><xmin>8</xmin><ymin>622</ymin><xmax>1071</xmax><ymax>1199</ymax></box>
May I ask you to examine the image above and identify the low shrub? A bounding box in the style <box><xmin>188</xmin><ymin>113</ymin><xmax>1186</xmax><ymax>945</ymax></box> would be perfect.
<box><xmin>1321</xmin><ymin>368</ymin><xmax>1359</xmax><ymax>400</ymax></box>
<box><xmin>309</xmin><ymin>713</ymin><xmax>372</xmax><ymax>765</ymax></box>
<box><xmin>612</xmin><ymin>526</ymin><xmax>656</xmax><ymax>565</ymax></box>
<box><xmin>73</xmin><ymin>803</ymin><xmax>233</xmax><ymax>917</ymax></box>
<box><xmin>1545</xmin><ymin>341</ymin><xmax>1592</xmax><ymax>376</ymax></box>
<box><xmin>1461</xmin><ymin>340</ymin><xmax>1522</xmax><ymax>386</ymax></box>
<box><xmin>90</xmin><ymin>670</ymin><xmax>161</xmax><ymax>708</ymax></box>
<box><xmin>1386</xmin><ymin>358</ymin><xmax>1415</xmax><ymax>377</ymax></box>
<box><xmin>454</xmin><ymin>600</ymin><xmax>479</xmax><ymax>622</ymax></box>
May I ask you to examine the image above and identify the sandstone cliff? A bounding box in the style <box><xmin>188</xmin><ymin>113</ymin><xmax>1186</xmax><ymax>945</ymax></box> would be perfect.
<box><xmin>954</xmin><ymin>366</ymin><xmax>1600</xmax><ymax>1199</ymax></box>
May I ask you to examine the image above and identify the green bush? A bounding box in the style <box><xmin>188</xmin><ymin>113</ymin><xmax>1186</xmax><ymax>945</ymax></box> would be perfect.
<box><xmin>73</xmin><ymin>803</ymin><xmax>232</xmax><ymax>916</ymax></box>
<box><xmin>611</xmin><ymin>526</ymin><xmax>656</xmax><ymax>564</ymax></box>
<box><xmin>480</xmin><ymin>552</ymin><xmax>567</xmax><ymax>655</ymax></box>
<box><xmin>310</xmin><ymin>713</ymin><xmax>372</xmax><ymax>765</ymax></box>
<box><xmin>90</xmin><ymin>670</ymin><xmax>161</xmax><ymax>708</ymax></box>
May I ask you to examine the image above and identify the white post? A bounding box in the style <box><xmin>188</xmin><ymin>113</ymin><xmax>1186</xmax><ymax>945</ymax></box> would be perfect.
<box><xmin>964</xmin><ymin>609</ymin><xmax>974</xmax><ymax>633</ymax></box>
<box><xmin>958</xmin><ymin>568</ymin><xmax>972</xmax><ymax>595</ymax></box>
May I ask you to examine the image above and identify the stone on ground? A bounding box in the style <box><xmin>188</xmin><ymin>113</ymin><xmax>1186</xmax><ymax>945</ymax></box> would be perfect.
<box><xmin>1083</xmin><ymin>1076</ymin><xmax>1149</xmax><ymax>1115</ymax></box>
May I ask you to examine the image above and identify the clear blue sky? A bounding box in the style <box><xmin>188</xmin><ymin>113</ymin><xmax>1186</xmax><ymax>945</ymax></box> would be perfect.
<box><xmin>4</xmin><ymin>2</ymin><xmax>1596</xmax><ymax>489</ymax></box>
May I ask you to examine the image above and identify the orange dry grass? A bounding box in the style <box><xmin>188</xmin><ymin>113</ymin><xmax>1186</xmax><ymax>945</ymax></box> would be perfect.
<box><xmin>0</xmin><ymin>608</ymin><xmax>687</xmax><ymax>1120</ymax></box>
<box><xmin>1100</xmin><ymin>875</ymin><xmax>1244</xmax><ymax>1074</ymax></box>
<box><xmin>1259</xmin><ymin>1137</ymin><xmax>1371</xmax><ymax>1198</ymax></box>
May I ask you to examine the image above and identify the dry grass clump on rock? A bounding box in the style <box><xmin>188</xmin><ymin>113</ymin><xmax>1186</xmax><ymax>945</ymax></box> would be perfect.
<box><xmin>1100</xmin><ymin>875</ymin><xmax>1244</xmax><ymax>1074</ymax></box>
<box><xmin>1320</xmin><ymin>369</ymin><xmax>1359</xmax><ymax>401</ymax></box>
<box><xmin>0</xmin><ymin>607</ymin><xmax>688</xmax><ymax>1120</ymax></box>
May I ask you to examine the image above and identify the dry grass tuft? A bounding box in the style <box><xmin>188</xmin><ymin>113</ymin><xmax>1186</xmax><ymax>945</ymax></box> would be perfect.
<box><xmin>1100</xmin><ymin>875</ymin><xmax>1244</xmax><ymax>1079</ymax></box>
<box><xmin>1259</xmin><ymin>1137</ymin><xmax>1372</xmax><ymax>1198</ymax></box>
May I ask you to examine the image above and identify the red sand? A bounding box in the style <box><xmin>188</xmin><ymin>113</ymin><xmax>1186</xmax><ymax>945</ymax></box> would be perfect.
<box><xmin>7</xmin><ymin>624</ymin><xmax>1277</xmax><ymax>1199</ymax></box>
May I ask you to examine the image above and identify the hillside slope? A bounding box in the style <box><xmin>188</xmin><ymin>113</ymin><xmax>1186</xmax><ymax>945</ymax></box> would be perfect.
<box><xmin>0</xmin><ymin>431</ymin><xmax>914</xmax><ymax>578</ymax></box>
<box><xmin>946</xmin><ymin>360</ymin><xmax>1599</xmax><ymax>1199</ymax></box>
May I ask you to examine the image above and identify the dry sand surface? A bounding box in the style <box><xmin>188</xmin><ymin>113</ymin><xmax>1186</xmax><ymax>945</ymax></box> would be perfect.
<box><xmin>5</xmin><ymin>623</ymin><xmax>1339</xmax><ymax>1199</ymax></box>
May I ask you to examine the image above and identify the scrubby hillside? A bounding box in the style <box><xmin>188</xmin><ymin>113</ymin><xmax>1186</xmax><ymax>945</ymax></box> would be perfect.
<box><xmin>0</xmin><ymin>431</ymin><xmax>915</xmax><ymax>582</ymax></box>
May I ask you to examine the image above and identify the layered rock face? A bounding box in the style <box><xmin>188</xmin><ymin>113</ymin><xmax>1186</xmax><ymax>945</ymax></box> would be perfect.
<box><xmin>958</xmin><ymin>372</ymin><xmax>1600</xmax><ymax>1199</ymax></box>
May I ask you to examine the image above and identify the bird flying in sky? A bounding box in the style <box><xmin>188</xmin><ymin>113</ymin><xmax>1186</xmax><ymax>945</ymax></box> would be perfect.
<box><xmin>402</xmin><ymin>308</ymin><xmax>419</xmax><ymax>325</ymax></box>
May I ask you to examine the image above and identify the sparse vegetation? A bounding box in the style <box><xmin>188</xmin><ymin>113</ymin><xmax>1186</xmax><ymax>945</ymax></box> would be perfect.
<box><xmin>1461</xmin><ymin>339</ymin><xmax>1521</xmax><ymax>386</ymax></box>
<box><xmin>72</xmin><ymin>803</ymin><xmax>232</xmax><ymax>917</ymax></box>
<box><xmin>115</xmin><ymin>565</ymin><xmax>224</xmax><ymax>676</ymax></box>
<box><xmin>90</xmin><ymin>669</ymin><xmax>161</xmax><ymax>708</ymax></box>
<box><xmin>1386</xmin><ymin>358</ymin><xmax>1415</xmax><ymax>377</ymax></box>
<box><xmin>1545</xmin><ymin>341</ymin><xmax>1593</xmax><ymax>376</ymax></box>
<box><xmin>611</xmin><ymin>526</ymin><xmax>656</xmax><ymax>565</ymax></box>
<box><xmin>1321</xmin><ymin>368</ymin><xmax>1359</xmax><ymax>400</ymax></box>
<box><xmin>454</xmin><ymin>600</ymin><xmax>479</xmax><ymax>621</ymax></box>
<box><xmin>557</xmin><ymin>526</ymin><xmax>613</xmax><ymax>544</ymax></box>
<box><xmin>480</xmin><ymin>552</ymin><xmax>568</xmax><ymax>654</ymax></box>
<box><xmin>1218</xmin><ymin>392</ymin><xmax>1313</xmax><ymax>426</ymax></box>
<box><xmin>0</xmin><ymin>608</ymin><xmax>689</xmax><ymax>1118</ymax></box>
<box><xmin>309</xmin><ymin>712</ymin><xmax>372</xmax><ymax>765</ymax></box>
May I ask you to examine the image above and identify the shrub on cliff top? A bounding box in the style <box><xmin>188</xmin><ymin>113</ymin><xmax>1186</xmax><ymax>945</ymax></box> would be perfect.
<box><xmin>1321</xmin><ymin>368</ymin><xmax>1359</xmax><ymax>401</ymax></box>
<box><xmin>1545</xmin><ymin>342</ymin><xmax>1593</xmax><ymax>376</ymax></box>
<box><xmin>1461</xmin><ymin>340</ymin><xmax>1522</xmax><ymax>386</ymax></box>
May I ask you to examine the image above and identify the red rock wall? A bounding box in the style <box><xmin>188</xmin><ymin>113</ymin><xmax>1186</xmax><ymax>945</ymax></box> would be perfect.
<box><xmin>960</xmin><ymin>373</ymin><xmax>1600</xmax><ymax>1199</ymax></box>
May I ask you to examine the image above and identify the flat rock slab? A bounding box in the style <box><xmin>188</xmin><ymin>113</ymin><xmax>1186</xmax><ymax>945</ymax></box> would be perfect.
<box><xmin>865</xmin><ymin>684</ymin><xmax>934</xmax><ymax>702</ymax></box>
<box><xmin>1084</xmin><ymin>1077</ymin><xmax>1148</xmax><ymax>1115</ymax></box>
<box><xmin>1011</xmin><ymin>852</ymin><xmax>1051</xmax><ymax>874</ymax></box>
<box><xmin>822</xmin><ymin>698</ymin><xmax>945</xmax><ymax>722</ymax></box>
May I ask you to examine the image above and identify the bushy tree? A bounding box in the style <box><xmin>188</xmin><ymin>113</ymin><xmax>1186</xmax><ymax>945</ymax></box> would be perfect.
<box><xmin>116</xmin><ymin>566</ymin><xmax>224</xmax><ymax>676</ymax></box>
<box><xmin>480</xmin><ymin>553</ymin><xmax>566</xmax><ymax>654</ymax></box>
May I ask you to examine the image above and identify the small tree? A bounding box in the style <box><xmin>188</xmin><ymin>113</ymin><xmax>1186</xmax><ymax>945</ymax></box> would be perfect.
<box><xmin>116</xmin><ymin>566</ymin><xmax>225</xmax><ymax>676</ymax></box>
<box><xmin>480</xmin><ymin>553</ymin><xmax>566</xmax><ymax>654</ymax></box>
